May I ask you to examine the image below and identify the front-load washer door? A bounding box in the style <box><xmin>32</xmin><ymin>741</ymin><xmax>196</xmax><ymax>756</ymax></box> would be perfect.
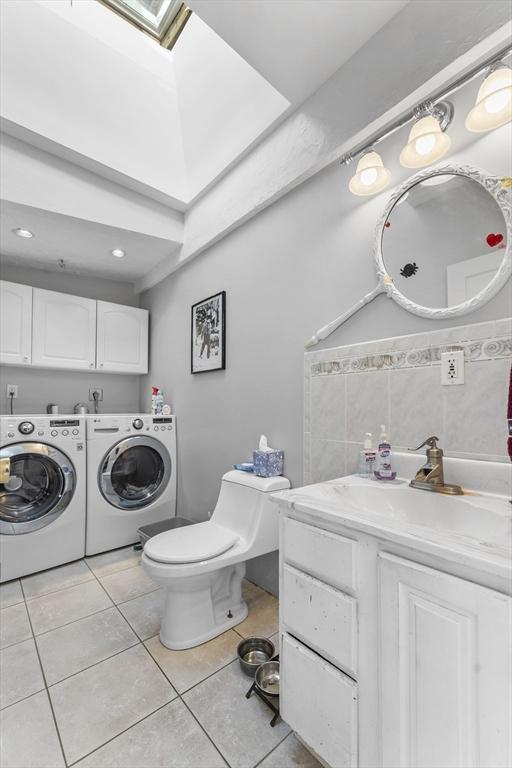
<box><xmin>0</xmin><ymin>443</ymin><xmax>76</xmax><ymax>535</ymax></box>
<box><xmin>99</xmin><ymin>436</ymin><xmax>171</xmax><ymax>510</ymax></box>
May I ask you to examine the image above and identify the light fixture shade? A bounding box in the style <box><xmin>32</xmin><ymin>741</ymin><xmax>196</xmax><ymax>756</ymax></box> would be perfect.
<box><xmin>466</xmin><ymin>66</ymin><xmax>512</xmax><ymax>132</ymax></box>
<box><xmin>400</xmin><ymin>115</ymin><xmax>451</xmax><ymax>168</ymax></box>
<box><xmin>349</xmin><ymin>151</ymin><xmax>391</xmax><ymax>196</ymax></box>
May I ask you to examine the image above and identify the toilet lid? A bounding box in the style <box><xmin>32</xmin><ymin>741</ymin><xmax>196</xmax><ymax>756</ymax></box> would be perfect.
<box><xmin>144</xmin><ymin>521</ymin><xmax>238</xmax><ymax>564</ymax></box>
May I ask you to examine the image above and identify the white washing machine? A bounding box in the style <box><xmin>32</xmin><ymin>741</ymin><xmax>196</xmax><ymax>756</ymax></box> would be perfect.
<box><xmin>0</xmin><ymin>415</ymin><xmax>86</xmax><ymax>582</ymax></box>
<box><xmin>86</xmin><ymin>414</ymin><xmax>176</xmax><ymax>556</ymax></box>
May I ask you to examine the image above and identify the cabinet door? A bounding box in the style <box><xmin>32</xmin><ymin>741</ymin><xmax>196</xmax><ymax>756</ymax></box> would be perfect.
<box><xmin>0</xmin><ymin>281</ymin><xmax>32</xmax><ymax>365</ymax></box>
<box><xmin>379</xmin><ymin>552</ymin><xmax>512</xmax><ymax>768</ymax></box>
<box><xmin>96</xmin><ymin>301</ymin><xmax>148</xmax><ymax>374</ymax></box>
<box><xmin>32</xmin><ymin>288</ymin><xmax>96</xmax><ymax>370</ymax></box>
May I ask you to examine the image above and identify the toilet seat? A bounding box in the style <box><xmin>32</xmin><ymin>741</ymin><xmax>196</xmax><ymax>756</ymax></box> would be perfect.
<box><xmin>144</xmin><ymin>521</ymin><xmax>238</xmax><ymax>564</ymax></box>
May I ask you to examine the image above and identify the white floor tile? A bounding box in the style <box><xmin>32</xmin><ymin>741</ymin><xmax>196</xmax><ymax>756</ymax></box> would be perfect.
<box><xmin>22</xmin><ymin>560</ymin><xmax>94</xmax><ymax>600</ymax></box>
<box><xmin>0</xmin><ymin>638</ymin><xmax>45</xmax><ymax>709</ymax></box>
<box><xmin>85</xmin><ymin>547</ymin><xmax>141</xmax><ymax>579</ymax></box>
<box><xmin>36</xmin><ymin>607</ymin><xmax>138</xmax><ymax>685</ymax></box>
<box><xmin>0</xmin><ymin>602</ymin><xmax>32</xmax><ymax>649</ymax></box>
<box><xmin>145</xmin><ymin>629</ymin><xmax>240</xmax><ymax>693</ymax></box>
<box><xmin>74</xmin><ymin>698</ymin><xmax>227</xmax><ymax>768</ymax></box>
<box><xmin>117</xmin><ymin>589</ymin><xmax>164</xmax><ymax>640</ymax></box>
<box><xmin>27</xmin><ymin>580</ymin><xmax>112</xmax><ymax>635</ymax></box>
<box><xmin>183</xmin><ymin>660</ymin><xmax>289</xmax><ymax>768</ymax></box>
<box><xmin>49</xmin><ymin>644</ymin><xmax>177</xmax><ymax>764</ymax></box>
<box><xmin>0</xmin><ymin>690</ymin><xmax>65</xmax><ymax>768</ymax></box>
<box><xmin>99</xmin><ymin>564</ymin><xmax>159</xmax><ymax>604</ymax></box>
<box><xmin>236</xmin><ymin>581</ymin><xmax>279</xmax><ymax>639</ymax></box>
<box><xmin>259</xmin><ymin>734</ymin><xmax>323</xmax><ymax>768</ymax></box>
<box><xmin>0</xmin><ymin>580</ymin><xmax>23</xmax><ymax>610</ymax></box>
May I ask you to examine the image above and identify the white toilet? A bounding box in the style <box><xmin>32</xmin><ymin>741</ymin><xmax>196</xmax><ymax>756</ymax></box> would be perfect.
<box><xmin>141</xmin><ymin>470</ymin><xmax>290</xmax><ymax>650</ymax></box>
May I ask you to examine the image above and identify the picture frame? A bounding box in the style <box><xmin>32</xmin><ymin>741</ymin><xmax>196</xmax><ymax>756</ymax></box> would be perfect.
<box><xmin>191</xmin><ymin>291</ymin><xmax>226</xmax><ymax>374</ymax></box>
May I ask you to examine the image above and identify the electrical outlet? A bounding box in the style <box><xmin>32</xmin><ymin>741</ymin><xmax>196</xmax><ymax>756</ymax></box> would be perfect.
<box><xmin>89</xmin><ymin>387</ymin><xmax>103</xmax><ymax>401</ymax></box>
<box><xmin>441</xmin><ymin>350</ymin><xmax>465</xmax><ymax>385</ymax></box>
<box><xmin>6</xmin><ymin>384</ymin><xmax>18</xmax><ymax>398</ymax></box>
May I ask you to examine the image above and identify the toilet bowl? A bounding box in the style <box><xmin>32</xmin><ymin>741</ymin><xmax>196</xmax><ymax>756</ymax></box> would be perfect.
<box><xmin>142</xmin><ymin>470</ymin><xmax>290</xmax><ymax>649</ymax></box>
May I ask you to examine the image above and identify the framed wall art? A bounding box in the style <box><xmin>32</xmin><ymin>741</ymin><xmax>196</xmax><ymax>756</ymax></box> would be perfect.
<box><xmin>191</xmin><ymin>291</ymin><xmax>226</xmax><ymax>373</ymax></box>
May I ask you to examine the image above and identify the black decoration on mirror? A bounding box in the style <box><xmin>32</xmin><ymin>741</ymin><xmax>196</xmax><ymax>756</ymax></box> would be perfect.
<box><xmin>400</xmin><ymin>262</ymin><xmax>418</xmax><ymax>278</ymax></box>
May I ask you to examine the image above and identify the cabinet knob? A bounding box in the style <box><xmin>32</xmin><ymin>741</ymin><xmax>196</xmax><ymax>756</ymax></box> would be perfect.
<box><xmin>89</xmin><ymin>363</ymin><xmax>94</xmax><ymax>368</ymax></box>
<box><xmin>100</xmin><ymin>363</ymin><xmax>103</xmax><ymax>368</ymax></box>
<box><xmin>23</xmin><ymin>356</ymin><xmax>29</xmax><ymax>362</ymax></box>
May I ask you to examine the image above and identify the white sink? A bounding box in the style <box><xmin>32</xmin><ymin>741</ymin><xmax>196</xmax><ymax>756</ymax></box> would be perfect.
<box><xmin>326</xmin><ymin>481</ymin><xmax>511</xmax><ymax>548</ymax></box>
<box><xmin>277</xmin><ymin>476</ymin><xmax>512</xmax><ymax>554</ymax></box>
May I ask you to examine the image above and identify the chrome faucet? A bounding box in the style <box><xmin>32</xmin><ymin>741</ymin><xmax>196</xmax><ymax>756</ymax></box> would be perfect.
<box><xmin>408</xmin><ymin>436</ymin><xmax>463</xmax><ymax>495</ymax></box>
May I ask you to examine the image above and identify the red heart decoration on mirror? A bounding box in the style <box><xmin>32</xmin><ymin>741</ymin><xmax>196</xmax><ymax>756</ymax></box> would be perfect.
<box><xmin>486</xmin><ymin>233</ymin><xmax>504</xmax><ymax>247</ymax></box>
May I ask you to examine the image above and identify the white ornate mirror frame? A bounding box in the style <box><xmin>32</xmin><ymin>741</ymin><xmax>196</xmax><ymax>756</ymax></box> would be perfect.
<box><xmin>305</xmin><ymin>164</ymin><xmax>512</xmax><ymax>348</ymax></box>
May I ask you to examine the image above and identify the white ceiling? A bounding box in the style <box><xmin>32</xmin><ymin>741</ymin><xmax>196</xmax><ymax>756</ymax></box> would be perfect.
<box><xmin>0</xmin><ymin>201</ymin><xmax>181</xmax><ymax>280</ymax></box>
<box><xmin>187</xmin><ymin>0</ymin><xmax>409</xmax><ymax>105</ymax></box>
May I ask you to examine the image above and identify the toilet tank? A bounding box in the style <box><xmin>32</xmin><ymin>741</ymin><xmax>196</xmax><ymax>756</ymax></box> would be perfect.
<box><xmin>211</xmin><ymin>471</ymin><xmax>290</xmax><ymax>557</ymax></box>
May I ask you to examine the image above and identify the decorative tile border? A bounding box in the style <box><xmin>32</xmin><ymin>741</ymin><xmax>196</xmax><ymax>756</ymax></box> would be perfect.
<box><xmin>309</xmin><ymin>333</ymin><xmax>511</xmax><ymax>377</ymax></box>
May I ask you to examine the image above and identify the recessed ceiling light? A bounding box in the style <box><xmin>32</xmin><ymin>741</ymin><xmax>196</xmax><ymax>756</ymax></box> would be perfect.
<box><xmin>13</xmin><ymin>228</ymin><xmax>34</xmax><ymax>238</ymax></box>
<box><xmin>111</xmin><ymin>249</ymin><xmax>126</xmax><ymax>258</ymax></box>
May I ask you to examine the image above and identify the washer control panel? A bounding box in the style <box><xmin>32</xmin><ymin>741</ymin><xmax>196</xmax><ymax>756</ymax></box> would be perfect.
<box><xmin>1</xmin><ymin>417</ymin><xmax>85</xmax><ymax>443</ymax></box>
<box><xmin>87</xmin><ymin>415</ymin><xmax>174</xmax><ymax>438</ymax></box>
<box><xmin>152</xmin><ymin>417</ymin><xmax>173</xmax><ymax>432</ymax></box>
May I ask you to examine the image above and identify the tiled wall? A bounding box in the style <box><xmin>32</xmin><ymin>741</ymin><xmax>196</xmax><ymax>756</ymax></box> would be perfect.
<box><xmin>304</xmin><ymin>318</ymin><xmax>512</xmax><ymax>484</ymax></box>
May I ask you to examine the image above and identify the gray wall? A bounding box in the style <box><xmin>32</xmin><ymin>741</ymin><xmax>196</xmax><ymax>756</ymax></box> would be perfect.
<box><xmin>141</xmin><ymin>140</ymin><xmax>511</xmax><ymax>594</ymax></box>
<box><xmin>0</xmin><ymin>263</ymin><xmax>141</xmax><ymax>415</ymax></box>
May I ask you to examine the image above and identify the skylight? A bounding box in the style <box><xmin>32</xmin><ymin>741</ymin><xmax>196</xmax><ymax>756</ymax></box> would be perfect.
<box><xmin>100</xmin><ymin>0</ymin><xmax>191</xmax><ymax>48</ymax></box>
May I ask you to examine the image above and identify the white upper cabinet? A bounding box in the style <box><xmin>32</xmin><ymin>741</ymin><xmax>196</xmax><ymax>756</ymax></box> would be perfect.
<box><xmin>32</xmin><ymin>288</ymin><xmax>97</xmax><ymax>371</ymax></box>
<box><xmin>96</xmin><ymin>301</ymin><xmax>148</xmax><ymax>374</ymax></box>
<box><xmin>0</xmin><ymin>281</ymin><xmax>33</xmax><ymax>366</ymax></box>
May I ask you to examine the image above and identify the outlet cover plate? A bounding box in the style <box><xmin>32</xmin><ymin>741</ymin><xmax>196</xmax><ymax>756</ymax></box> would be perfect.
<box><xmin>441</xmin><ymin>350</ymin><xmax>464</xmax><ymax>386</ymax></box>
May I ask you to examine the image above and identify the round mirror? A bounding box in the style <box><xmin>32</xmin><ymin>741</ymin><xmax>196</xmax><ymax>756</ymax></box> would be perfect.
<box><xmin>375</xmin><ymin>166</ymin><xmax>511</xmax><ymax>318</ymax></box>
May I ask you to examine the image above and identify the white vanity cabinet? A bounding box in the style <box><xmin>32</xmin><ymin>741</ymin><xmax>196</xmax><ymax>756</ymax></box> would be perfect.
<box><xmin>277</xmin><ymin>505</ymin><xmax>512</xmax><ymax>768</ymax></box>
<box><xmin>0</xmin><ymin>280</ymin><xmax>32</xmax><ymax>365</ymax></box>
<box><xmin>32</xmin><ymin>288</ymin><xmax>97</xmax><ymax>370</ymax></box>
<box><xmin>96</xmin><ymin>301</ymin><xmax>148</xmax><ymax>374</ymax></box>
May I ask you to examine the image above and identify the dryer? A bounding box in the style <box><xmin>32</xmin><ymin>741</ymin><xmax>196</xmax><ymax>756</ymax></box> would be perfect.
<box><xmin>0</xmin><ymin>415</ymin><xmax>86</xmax><ymax>582</ymax></box>
<box><xmin>86</xmin><ymin>414</ymin><xmax>176</xmax><ymax>556</ymax></box>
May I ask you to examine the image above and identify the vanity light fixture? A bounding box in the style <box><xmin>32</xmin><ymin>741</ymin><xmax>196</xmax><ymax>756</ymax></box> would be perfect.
<box><xmin>466</xmin><ymin>62</ymin><xmax>512</xmax><ymax>132</ymax></box>
<box><xmin>111</xmin><ymin>248</ymin><xmax>126</xmax><ymax>258</ymax></box>
<box><xmin>348</xmin><ymin>150</ymin><xmax>391</xmax><ymax>196</ymax></box>
<box><xmin>400</xmin><ymin>102</ymin><xmax>453</xmax><ymax>169</ymax></box>
<box><xmin>13</xmin><ymin>228</ymin><xmax>34</xmax><ymax>238</ymax></box>
<box><xmin>340</xmin><ymin>45</ymin><xmax>511</xmax><ymax>200</ymax></box>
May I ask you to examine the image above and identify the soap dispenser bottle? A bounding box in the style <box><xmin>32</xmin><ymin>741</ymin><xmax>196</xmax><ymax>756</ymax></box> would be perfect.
<box><xmin>374</xmin><ymin>425</ymin><xmax>396</xmax><ymax>481</ymax></box>
<box><xmin>358</xmin><ymin>433</ymin><xmax>376</xmax><ymax>478</ymax></box>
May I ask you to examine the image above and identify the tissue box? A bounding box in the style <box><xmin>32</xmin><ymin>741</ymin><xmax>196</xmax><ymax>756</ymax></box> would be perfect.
<box><xmin>253</xmin><ymin>449</ymin><xmax>284</xmax><ymax>478</ymax></box>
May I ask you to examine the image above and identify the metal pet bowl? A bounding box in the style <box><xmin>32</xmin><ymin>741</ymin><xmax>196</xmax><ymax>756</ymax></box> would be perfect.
<box><xmin>237</xmin><ymin>637</ymin><xmax>275</xmax><ymax>677</ymax></box>
<box><xmin>255</xmin><ymin>660</ymin><xmax>280</xmax><ymax>697</ymax></box>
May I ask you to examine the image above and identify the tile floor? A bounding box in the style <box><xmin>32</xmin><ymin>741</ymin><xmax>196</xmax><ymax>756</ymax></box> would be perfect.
<box><xmin>0</xmin><ymin>548</ymin><xmax>321</xmax><ymax>768</ymax></box>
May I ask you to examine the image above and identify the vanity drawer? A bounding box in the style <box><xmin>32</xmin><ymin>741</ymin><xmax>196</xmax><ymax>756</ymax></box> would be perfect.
<box><xmin>281</xmin><ymin>633</ymin><xmax>358</xmax><ymax>768</ymax></box>
<box><xmin>283</xmin><ymin>517</ymin><xmax>357</xmax><ymax>593</ymax></box>
<box><xmin>282</xmin><ymin>564</ymin><xmax>357</xmax><ymax>677</ymax></box>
